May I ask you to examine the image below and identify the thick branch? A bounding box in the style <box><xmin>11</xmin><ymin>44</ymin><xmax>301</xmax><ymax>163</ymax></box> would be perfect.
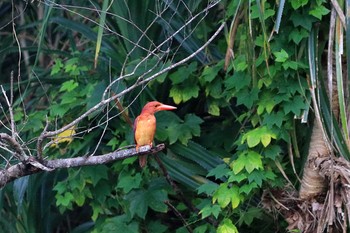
<box><xmin>0</xmin><ymin>144</ymin><xmax>165</xmax><ymax>188</ymax></box>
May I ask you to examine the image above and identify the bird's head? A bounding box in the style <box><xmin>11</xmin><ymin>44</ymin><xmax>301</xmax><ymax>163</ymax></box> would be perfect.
<box><xmin>141</xmin><ymin>101</ymin><xmax>177</xmax><ymax>114</ymax></box>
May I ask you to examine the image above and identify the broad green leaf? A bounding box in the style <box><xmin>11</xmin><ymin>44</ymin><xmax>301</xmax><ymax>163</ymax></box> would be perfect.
<box><xmin>283</xmin><ymin>95</ymin><xmax>307</xmax><ymax>116</ymax></box>
<box><xmin>125</xmin><ymin>190</ymin><xmax>148</xmax><ymax>219</ymax></box>
<box><xmin>207</xmin><ymin>164</ymin><xmax>230</xmax><ymax>179</ymax></box>
<box><xmin>197</xmin><ymin>182</ymin><xmax>219</xmax><ymax>196</ymax></box>
<box><xmin>309</xmin><ymin>5</ymin><xmax>330</xmax><ymax>20</ymax></box>
<box><xmin>60</xmin><ymin>80</ymin><xmax>79</xmax><ymax>92</ymax></box>
<box><xmin>242</xmin><ymin>126</ymin><xmax>277</xmax><ymax>148</ymax></box>
<box><xmin>199</xmin><ymin>204</ymin><xmax>221</xmax><ymax>219</ymax></box>
<box><xmin>117</xmin><ymin>173</ymin><xmax>142</xmax><ymax>193</ymax></box>
<box><xmin>56</xmin><ymin>192</ymin><xmax>74</xmax><ymax>207</ymax></box>
<box><xmin>170</xmin><ymin>84</ymin><xmax>200</xmax><ymax>104</ymax></box>
<box><xmin>230</xmin><ymin>186</ymin><xmax>240</xmax><ymax>209</ymax></box>
<box><xmin>231</xmin><ymin>150</ymin><xmax>263</xmax><ymax>174</ymax></box>
<box><xmin>217</xmin><ymin>219</ymin><xmax>238</xmax><ymax>233</ymax></box>
<box><xmin>201</xmin><ymin>61</ymin><xmax>223</xmax><ymax>83</ymax></box>
<box><xmin>291</xmin><ymin>0</ymin><xmax>308</xmax><ymax>9</ymax></box>
<box><xmin>146</xmin><ymin>189</ymin><xmax>168</xmax><ymax>213</ymax></box>
<box><xmin>273</xmin><ymin>49</ymin><xmax>288</xmax><ymax>63</ymax></box>
<box><xmin>212</xmin><ymin>184</ymin><xmax>231</xmax><ymax>208</ymax></box>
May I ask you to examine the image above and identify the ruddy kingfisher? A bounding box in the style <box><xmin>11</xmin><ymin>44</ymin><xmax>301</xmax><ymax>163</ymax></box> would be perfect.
<box><xmin>134</xmin><ymin>101</ymin><xmax>177</xmax><ymax>167</ymax></box>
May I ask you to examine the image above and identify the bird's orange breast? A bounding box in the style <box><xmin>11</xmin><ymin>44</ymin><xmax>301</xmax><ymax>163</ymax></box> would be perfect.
<box><xmin>134</xmin><ymin>114</ymin><xmax>156</xmax><ymax>147</ymax></box>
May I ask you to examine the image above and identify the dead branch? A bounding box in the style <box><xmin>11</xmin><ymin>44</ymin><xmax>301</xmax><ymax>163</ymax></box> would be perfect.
<box><xmin>0</xmin><ymin>144</ymin><xmax>165</xmax><ymax>188</ymax></box>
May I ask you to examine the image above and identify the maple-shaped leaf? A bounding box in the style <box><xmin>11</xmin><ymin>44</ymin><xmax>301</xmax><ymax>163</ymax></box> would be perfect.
<box><xmin>283</xmin><ymin>95</ymin><xmax>307</xmax><ymax>116</ymax></box>
<box><xmin>230</xmin><ymin>150</ymin><xmax>263</xmax><ymax>174</ymax></box>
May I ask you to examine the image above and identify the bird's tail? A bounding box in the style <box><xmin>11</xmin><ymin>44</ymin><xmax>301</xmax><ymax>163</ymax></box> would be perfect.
<box><xmin>139</xmin><ymin>155</ymin><xmax>148</xmax><ymax>168</ymax></box>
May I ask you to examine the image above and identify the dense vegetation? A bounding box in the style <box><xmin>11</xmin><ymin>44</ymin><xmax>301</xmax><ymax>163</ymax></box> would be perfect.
<box><xmin>1</xmin><ymin>0</ymin><xmax>348</xmax><ymax>232</ymax></box>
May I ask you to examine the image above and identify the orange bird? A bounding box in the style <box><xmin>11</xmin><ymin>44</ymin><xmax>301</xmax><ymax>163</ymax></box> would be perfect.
<box><xmin>134</xmin><ymin>101</ymin><xmax>177</xmax><ymax>167</ymax></box>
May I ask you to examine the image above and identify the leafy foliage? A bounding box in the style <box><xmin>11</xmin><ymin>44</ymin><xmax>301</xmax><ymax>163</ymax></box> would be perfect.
<box><xmin>0</xmin><ymin>0</ymin><xmax>329</xmax><ymax>232</ymax></box>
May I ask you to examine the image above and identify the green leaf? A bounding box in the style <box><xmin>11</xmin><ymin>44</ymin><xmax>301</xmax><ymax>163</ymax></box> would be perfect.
<box><xmin>263</xmin><ymin>111</ymin><xmax>285</xmax><ymax>128</ymax></box>
<box><xmin>236</xmin><ymin>88</ymin><xmax>259</xmax><ymax>108</ymax></box>
<box><xmin>197</xmin><ymin>182</ymin><xmax>219</xmax><ymax>196</ymax></box>
<box><xmin>264</xmin><ymin>144</ymin><xmax>282</xmax><ymax>160</ymax></box>
<box><xmin>201</xmin><ymin>61</ymin><xmax>223</xmax><ymax>83</ymax></box>
<box><xmin>273</xmin><ymin>49</ymin><xmax>288</xmax><ymax>63</ymax></box>
<box><xmin>83</xmin><ymin>165</ymin><xmax>109</xmax><ymax>186</ymax></box>
<box><xmin>51</xmin><ymin>58</ymin><xmax>63</xmax><ymax>75</ymax></box>
<box><xmin>147</xmin><ymin>220</ymin><xmax>168</xmax><ymax>233</ymax></box>
<box><xmin>224</xmin><ymin>72</ymin><xmax>251</xmax><ymax>92</ymax></box>
<box><xmin>199</xmin><ymin>204</ymin><xmax>221</xmax><ymax>219</ymax></box>
<box><xmin>126</xmin><ymin>190</ymin><xmax>148</xmax><ymax>219</ymax></box>
<box><xmin>56</xmin><ymin>192</ymin><xmax>74</xmax><ymax>207</ymax></box>
<box><xmin>290</xmin><ymin>12</ymin><xmax>317</xmax><ymax>30</ymax></box>
<box><xmin>170</xmin><ymin>84</ymin><xmax>199</xmax><ymax>104</ymax></box>
<box><xmin>217</xmin><ymin>219</ymin><xmax>238</xmax><ymax>233</ymax></box>
<box><xmin>156</xmin><ymin>112</ymin><xmax>203</xmax><ymax>145</ymax></box>
<box><xmin>231</xmin><ymin>150</ymin><xmax>263</xmax><ymax>174</ymax></box>
<box><xmin>309</xmin><ymin>5</ymin><xmax>330</xmax><ymax>20</ymax></box>
<box><xmin>257</xmin><ymin>92</ymin><xmax>276</xmax><ymax>115</ymax></box>
<box><xmin>289</xmin><ymin>28</ymin><xmax>309</xmax><ymax>44</ymax></box>
<box><xmin>242</xmin><ymin>126</ymin><xmax>277</xmax><ymax>148</ymax></box>
<box><xmin>99</xmin><ymin>215</ymin><xmax>139</xmax><ymax>233</ymax></box>
<box><xmin>207</xmin><ymin>164</ymin><xmax>230</xmax><ymax>179</ymax></box>
<box><xmin>230</xmin><ymin>186</ymin><xmax>240</xmax><ymax>209</ymax></box>
<box><xmin>283</xmin><ymin>95</ymin><xmax>307</xmax><ymax>116</ymax></box>
<box><xmin>146</xmin><ymin>189</ymin><xmax>168</xmax><ymax>213</ymax></box>
<box><xmin>239</xmin><ymin>182</ymin><xmax>258</xmax><ymax>194</ymax></box>
<box><xmin>169</xmin><ymin>62</ymin><xmax>197</xmax><ymax>84</ymax></box>
<box><xmin>60</xmin><ymin>80</ymin><xmax>79</xmax><ymax>92</ymax></box>
<box><xmin>117</xmin><ymin>173</ymin><xmax>142</xmax><ymax>193</ymax></box>
<box><xmin>291</xmin><ymin>0</ymin><xmax>308</xmax><ymax>9</ymax></box>
<box><xmin>212</xmin><ymin>184</ymin><xmax>231</xmax><ymax>208</ymax></box>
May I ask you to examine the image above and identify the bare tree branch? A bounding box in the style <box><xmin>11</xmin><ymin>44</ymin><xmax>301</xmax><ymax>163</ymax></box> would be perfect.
<box><xmin>0</xmin><ymin>144</ymin><xmax>165</xmax><ymax>188</ymax></box>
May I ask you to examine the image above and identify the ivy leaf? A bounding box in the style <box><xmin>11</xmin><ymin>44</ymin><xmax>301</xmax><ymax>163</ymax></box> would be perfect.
<box><xmin>117</xmin><ymin>173</ymin><xmax>142</xmax><ymax>193</ymax></box>
<box><xmin>212</xmin><ymin>184</ymin><xmax>231</xmax><ymax>208</ymax></box>
<box><xmin>146</xmin><ymin>189</ymin><xmax>168</xmax><ymax>213</ymax></box>
<box><xmin>125</xmin><ymin>190</ymin><xmax>148</xmax><ymax>219</ymax></box>
<box><xmin>197</xmin><ymin>182</ymin><xmax>219</xmax><ymax>196</ymax></box>
<box><xmin>236</xmin><ymin>88</ymin><xmax>259</xmax><ymax>108</ymax></box>
<box><xmin>263</xmin><ymin>111</ymin><xmax>285</xmax><ymax>128</ymax></box>
<box><xmin>224</xmin><ymin>72</ymin><xmax>251</xmax><ymax>91</ymax></box>
<box><xmin>242</xmin><ymin>126</ymin><xmax>277</xmax><ymax>148</ymax></box>
<box><xmin>170</xmin><ymin>84</ymin><xmax>199</xmax><ymax>104</ymax></box>
<box><xmin>207</xmin><ymin>164</ymin><xmax>230</xmax><ymax>179</ymax></box>
<box><xmin>239</xmin><ymin>183</ymin><xmax>258</xmax><ymax>195</ymax></box>
<box><xmin>291</xmin><ymin>0</ymin><xmax>308</xmax><ymax>9</ymax></box>
<box><xmin>60</xmin><ymin>80</ymin><xmax>79</xmax><ymax>92</ymax></box>
<box><xmin>156</xmin><ymin>112</ymin><xmax>203</xmax><ymax>145</ymax></box>
<box><xmin>169</xmin><ymin>62</ymin><xmax>197</xmax><ymax>84</ymax></box>
<box><xmin>273</xmin><ymin>49</ymin><xmax>288</xmax><ymax>63</ymax></box>
<box><xmin>257</xmin><ymin>92</ymin><xmax>276</xmax><ymax>115</ymax></box>
<box><xmin>231</xmin><ymin>150</ymin><xmax>263</xmax><ymax>174</ymax></box>
<box><xmin>289</xmin><ymin>28</ymin><xmax>309</xmax><ymax>44</ymax></box>
<box><xmin>56</xmin><ymin>192</ymin><xmax>74</xmax><ymax>207</ymax></box>
<box><xmin>230</xmin><ymin>186</ymin><xmax>240</xmax><ymax>209</ymax></box>
<box><xmin>217</xmin><ymin>219</ymin><xmax>238</xmax><ymax>233</ymax></box>
<box><xmin>290</xmin><ymin>12</ymin><xmax>317</xmax><ymax>31</ymax></box>
<box><xmin>51</xmin><ymin>58</ymin><xmax>63</xmax><ymax>75</ymax></box>
<box><xmin>199</xmin><ymin>204</ymin><xmax>221</xmax><ymax>219</ymax></box>
<box><xmin>83</xmin><ymin>165</ymin><xmax>108</xmax><ymax>186</ymax></box>
<box><xmin>264</xmin><ymin>145</ymin><xmax>282</xmax><ymax>160</ymax></box>
<box><xmin>248</xmin><ymin>170</ymin><xmax>265</xmax><ymax>187</ymax></box>
<box><xmin>283</xmin><ymin>95</ymin><xmax>307</xmax><ymax>116</ymax></box>
<box><xmin>309</xmin><ymin>5</ymin><xmax>330</xmax><ymax>20</ymax></box>
<box><xmin>201</xmin><ymin>61</ymin><xmax>223</xmax><ymax>83</ymax></box>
